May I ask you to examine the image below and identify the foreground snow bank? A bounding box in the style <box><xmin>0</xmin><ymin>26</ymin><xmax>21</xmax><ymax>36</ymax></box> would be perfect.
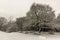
<box><xmin>0</xmin><ymin>31</ymin><xmax>60</xmax><ymax>40</ymax></box>
<box><xmin>0</xmin><ymin>31</ymin><xmax>40</xmax><ymax>40</ymax></box>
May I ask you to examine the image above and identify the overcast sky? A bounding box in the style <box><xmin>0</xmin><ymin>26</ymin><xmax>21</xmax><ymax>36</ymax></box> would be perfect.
<box><xmin>0</xmin><ymin>0</ymin><xmax>60</xmax><ymax>20</ymax></box>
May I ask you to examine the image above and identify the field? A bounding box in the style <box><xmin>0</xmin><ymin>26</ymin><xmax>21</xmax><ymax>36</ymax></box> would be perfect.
<box><xmin>0</xmin><ymin>31</ymin><xmax>60</xmax><ymax>40</ymax></box>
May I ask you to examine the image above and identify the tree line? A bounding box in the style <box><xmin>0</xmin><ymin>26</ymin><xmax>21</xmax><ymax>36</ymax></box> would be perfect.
<box><xmin>0</xmin><ymin>3</ymin><xmax>60</xmax><ymax>33</ymax></box>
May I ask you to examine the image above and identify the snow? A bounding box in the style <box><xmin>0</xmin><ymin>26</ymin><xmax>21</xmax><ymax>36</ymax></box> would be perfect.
<box><xmin>0</xmin><ymin>31</ymin><xmax>60</xmax><ymax>40</ymax></box>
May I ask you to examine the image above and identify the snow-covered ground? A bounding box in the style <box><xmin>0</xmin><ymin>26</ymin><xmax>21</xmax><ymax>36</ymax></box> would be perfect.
<box><xmin>0</xmin><ymin>31</ymin><xmax>60</xmax><ymax>40</ymax></box>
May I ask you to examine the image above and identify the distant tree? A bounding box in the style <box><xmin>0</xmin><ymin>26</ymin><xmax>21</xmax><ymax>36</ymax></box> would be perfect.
<box><xmin>56</xmin><ymin>14</ymin><xmax>60</xmax><ymax>23</ymax></box>
<box><xmin>53</xmin><ymin>13</ymin><xmax>60</xmax><ymax>32</ymax></box>
<box><xmin>16</xmin><ymin>17</ymin><xmax>26</xmax><ymax>32</ymax></box>
<box><xmin>1</xmin><ymin>16</ymin><xmax>18</xmax><ymax>32</ymax></box>
<box><xmin>0</xmin><ymin>17</ymin><xmax>7</xmax><ymax>30</ymax></box>
<box><xmin>6</xmin><ymin>21</ymin><xmax>18</xmax><ymax>32</ymax></box>
<box><xmin>26</xmin><ymin>3</ymin><xmax>55</xmax><ymax>32</ymax></box>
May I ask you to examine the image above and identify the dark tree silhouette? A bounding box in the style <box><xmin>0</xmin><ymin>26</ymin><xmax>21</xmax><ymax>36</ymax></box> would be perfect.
<box><xmin>26</xmin><ymin>3</ymin><xmax>55</xmax><ymax>32</ymax></box>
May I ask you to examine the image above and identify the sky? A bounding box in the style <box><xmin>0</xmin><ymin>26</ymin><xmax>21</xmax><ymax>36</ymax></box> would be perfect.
<box><xmin>0</xmin><ymin>0</ymin><xmax>60</xmax><ymax>20</ymax></box>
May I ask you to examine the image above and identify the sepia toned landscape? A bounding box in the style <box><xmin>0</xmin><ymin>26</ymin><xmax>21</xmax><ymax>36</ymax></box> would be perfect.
<box><xmin>0</xmin><ymin>0</ymin><xmax>60</xmax><ymax>40</ymax></box>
